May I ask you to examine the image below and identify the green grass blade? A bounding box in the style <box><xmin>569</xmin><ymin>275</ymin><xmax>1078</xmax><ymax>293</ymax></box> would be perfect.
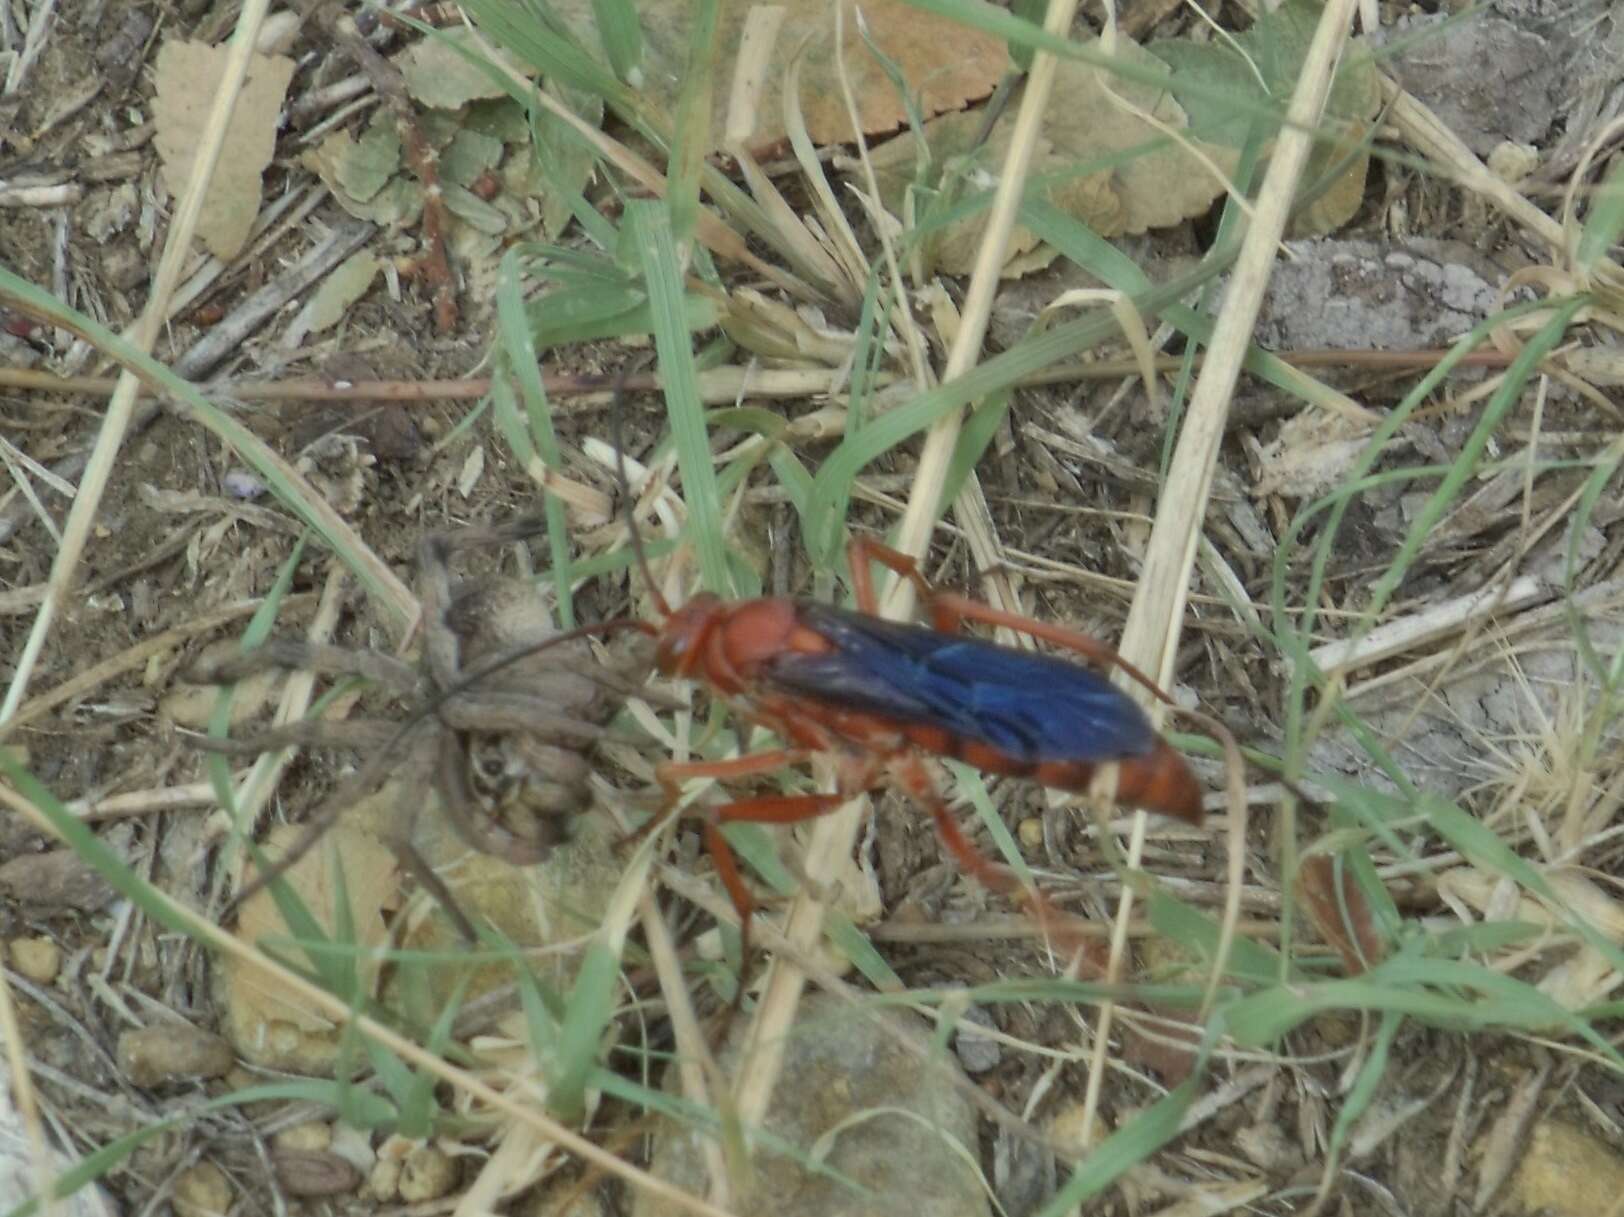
<box><xmin>1327</xmin><ymin>1010</ymin><xmax>1400</xmax><ymax>1163</ymax></box>
<box><xmin>666</xmin><ymin>0</ymin><xmax>717</xmax><ymax>247</ymax></box>
<box><xmin>1578</xmin><ymin>157</ymin><xmax>1624</xmax><ymax>271</ymax></box>
<box><xmin>1035</xmin><ymin>1060</ymin><xmax>1206</xmax><ymax>1215</ymax></box>
<box><xmin>496</xmin><ymin>248</ymin><xmax>577</xmax><ymax>625</ymax></box>
<box><xmin>589</xmin><ymin>0</ymin><xmax>643</xmax><ymax>82</ymax></box>
<box><xmin>627</xmin><ymin>199</ymin><xmax>730</xmax><ymax>591</ymax></box>
<box><xmin>203</xmin><ymin>533</ymin><xmax>309</xmax><ymax>822</ymax></box>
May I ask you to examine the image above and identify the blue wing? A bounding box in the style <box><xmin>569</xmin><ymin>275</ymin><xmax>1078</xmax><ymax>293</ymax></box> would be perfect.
<box><xmin>763</xmin><ymin>603</ymin><xmax>1156</xmax><ymax>765</ymax></box>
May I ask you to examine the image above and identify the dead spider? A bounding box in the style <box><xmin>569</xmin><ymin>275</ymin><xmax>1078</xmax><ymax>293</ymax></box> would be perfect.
<box><xmin>185</xmin><ymin>517</ymin><xmax>653</xmax><ymax>939</ymax></box>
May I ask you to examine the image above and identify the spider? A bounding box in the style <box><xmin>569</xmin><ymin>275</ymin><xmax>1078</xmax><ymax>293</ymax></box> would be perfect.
<box><xmin>185</xmin><ymin>517</ymin><xmax>653</xmax><ymax>938</ymax></box>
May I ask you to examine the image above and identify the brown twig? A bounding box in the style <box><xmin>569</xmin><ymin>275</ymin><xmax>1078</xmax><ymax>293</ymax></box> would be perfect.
<box><xmin>296</xmin><ymin>0</ymin><xmax>459</xmax><ymax>332</ymax></box>
<box><xmin>0</xmin><ymin>347</ymin><xmax>1522</xmax><ymax>407</ymax></box>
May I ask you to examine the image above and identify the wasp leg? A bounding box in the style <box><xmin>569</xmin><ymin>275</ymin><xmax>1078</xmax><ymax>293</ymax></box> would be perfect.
<box><xmin>844</xmin><ymin>535</ymin><xmax>936</xmax><ymax>615</ymax></box>
<box><xmin>890</xmin><ymin>753</ymin><xmax>1107</xmax><ymax>977</ymax></box>
<box><xmin>637</xmin><ymin>748</ymin><xmax>812</xmax><ymax>841</ymax></box>
<box><xmin>694</xmin><ymin>791</ymin><xmax>848</xmax><ymax>1010</ymax></box>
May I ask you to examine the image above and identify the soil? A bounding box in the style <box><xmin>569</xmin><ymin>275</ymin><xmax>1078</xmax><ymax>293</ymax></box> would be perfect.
<box><xmin>2</xmin><ymin>1</ymin><xmax>1622</xmax><ymax>1216</ymax></box>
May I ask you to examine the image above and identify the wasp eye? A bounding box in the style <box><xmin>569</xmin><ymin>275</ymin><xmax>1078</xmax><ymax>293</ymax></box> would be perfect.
<box><xmin>654</xmin><ymin>632</ymin><xmax>687</xmax><ymax>675</ymax></box>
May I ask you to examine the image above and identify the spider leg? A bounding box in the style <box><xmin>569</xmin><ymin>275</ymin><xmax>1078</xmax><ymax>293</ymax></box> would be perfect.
<box><xmin>417</xmin><ymin>517</ymin><xmax>548</xmax><ymax>691</ymax></box>
<box><xmin>388</xmin><ymin>836</ymin><xmax>480</xmax><ymax>943</ymax></box>
<box><xmin>438</xmin><ymin>689</ymin><xmax>610</xmax><ymax>747</ymax></box>
<box><xmin>187</xmin><ymin>640</ymin><xmax>421</xmax><ymax>694</ymax></box>
<box><xmin>189</xmin><ymin>720</ymin><xmax>399</xmax><ymax>756</ymax></box>
<box><xmin>226</xmin><ymin>720</ymin><xmax>431</xmax><ymax>913</ymax></box>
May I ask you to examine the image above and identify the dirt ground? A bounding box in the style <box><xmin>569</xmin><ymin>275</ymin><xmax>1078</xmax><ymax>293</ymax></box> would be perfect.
<box><xmin>3</xmin><ymin>1</ymin><xmax>1623</xmax><ymax>1215</ymax></box>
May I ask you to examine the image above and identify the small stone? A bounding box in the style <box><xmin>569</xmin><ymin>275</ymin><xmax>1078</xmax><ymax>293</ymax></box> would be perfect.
<box><xmin>100</xmin><ymin>244</ymin><xmax>148</xmax><ymax>291</ymax></box>
<box><xmin>9</xmin><ymin>937</ymin><xmax>61</xmax><ymax>983</ymax></box>
<box><xmin>522</xmin><ymin>1186</ymin><xmax>608</xmax><ymax>1217</ymax></box>
<box><xmin>952</xmin><ymin>1005</ymin><xmax>1002</xmax><ymax>1074</ymax></box>
<box><xmin>636</xmin><ymin>993</ymin><xmax>985</xmax><ymax>1217</ymax></box>
<box><xmin>118</xmin><ymin>1025</ymin><xmax>235</xmax><ymax>1087</ymax></box>
<box><xmin>272</xmin><ymin>1122</ymin><xmax>332</xmax><ymax>1153</ymax></box>
<box><xmin>398</xmin><ymin>1145</ymin><xmax>458</xmax><ymax>1202</ymax></box>
<box><xmin>368</xmin><ymin>1158</ymin><xmax>402</xmax><ymax>1201</ymax></box>
<box><xmin>273</xmin><ymin>1150</ymin><xmax>362</xmax><ymax>1197</ymax></box>
<box><xmin>255</xmin><ymin>10</ymin><xmax>302</xmax><ymax>55</ymax></box>
<box><xmin>221</xmin><ymin>469</ymin><xmax>267</xmax><ymax>500</ymax></box>
<box><xmin>267</xmin><ymin>1021</ymin><xmax>303</xmax><ymax>1055</ymax></box>
<box><xmin>1235</xmin><ymin>1122</ymin><xmax>1299</xmax><ymax>1170</ymax></box>
<box><xmin>1511</xmin><ymin>1119</ymin><xmax>1624</xmax><ymax>1217</ymax></box>
<box><xmin>1048</xmin><ymin>1103</ymin><xmax>1104</xmax><ymax>1157</ymax></box>
<box><xmin>173</xmin><ymin>1162</ymin><xmax>232</xmax><ymax>1217</ymax></box>
<box><xmin>1487</xmin><ymin>141</ymin><xmax>1538</xmax><ymax>183</ymax></box>
<box><xmin>0</xmin><ymin>849</ymin><xmax>116</xmax><ymax>912</ymax></box>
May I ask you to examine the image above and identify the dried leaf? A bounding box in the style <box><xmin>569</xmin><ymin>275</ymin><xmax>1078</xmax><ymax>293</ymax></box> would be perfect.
<box><xmin>1296</xmin><ymin>853</ymin><xmax>1384</xmax><ymax>974</ymax></box>
<box><xmin>458</xmin><ymin>445</ymin><xmax>485</xmax><ymax>498</ymax></box>
<box><xmin>442</xmin><ymin>184</ymin><xmax>509</xmax><ymax>234</ymax></box>
<box><xmin>302</xmin><ymin>131</ymin><xmax>424</xmax><ymax>226</ymax></box>
<box><xmin>1148</xmin><ymin>0</ymin><xmax>1380</xmax><ymax>237</ymax></box>
<box><xmin>440</xmin><ymin>127</ymin><xmax>504</xmax><ymax>187</ymax></box>
<box><xmin>293</xmin><ymin>251</ymin><xmax>383</xmax><ymax>338</ymax></box>
<box><xmin>219</xmin><ymin>821</ymin><xmax>398</xmax><ymax>1072</ymax></box>
<box><xmin>1251</xmin><ymin>411</ymin><xmax>1374</xmax><ymax>500</ymax></box>
<box><xmin>337</xmin><ymin>116</ymin><xmax>402</xmax><ymax>203</ymax></box>
<box><xmin>465</xmin><ymin>96</ymin><xmax>534</xmax><ymax>144</ymax></box>
<box><xmin>866</xmin><ymin>38</ymin><xmax>1233</xmax><ymax>275</ymax></box>
<box><xmin>547</xmin><ymin>0</ymin><xmax>1008</xmax><ymax>154</ymax></box>
<box><xmin>152</xmin><ymin>41</ymin><xmax>296</xmax><ymax>259</ymax></box>
<box><xmin>396</xmin><ymin>27</ymin><xmax>527</xmax><ymax>110</ymax></box>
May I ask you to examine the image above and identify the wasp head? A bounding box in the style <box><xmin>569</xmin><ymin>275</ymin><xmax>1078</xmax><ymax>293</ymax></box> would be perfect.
<box><xmin>654</xmin><ymin>593</ymin><xmax>724</xmax><ymax>679</ymax></box>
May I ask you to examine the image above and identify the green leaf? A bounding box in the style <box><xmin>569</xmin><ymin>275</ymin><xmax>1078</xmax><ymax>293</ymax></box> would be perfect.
<box><xmin>1008</xmin><ymin>0</ymin><xmax>1045</xmax><ymax>72</ymax></box>
<box><xmin>1148</xmin><ymin>0</ymin><xmax>1378</xmax><ymax>148</ymax></box>
<box><xmin>590</xmin><ymin>0</ymin><xmax>644</xmax><ymax>82</ymax></box>
<box><xmin>1579</xmin><ymin>158</ymin><xmax>1624</xmax><ymax>270</ymax></box>
<box><xmin>496</xmin><ymin>248</ymin><xmax>577</xmax><ymax>626</ymax></box>
<box><xmin>627</xmin><ymin>199</ymin><xmax>731</xmax><ymax>592</ymax></box>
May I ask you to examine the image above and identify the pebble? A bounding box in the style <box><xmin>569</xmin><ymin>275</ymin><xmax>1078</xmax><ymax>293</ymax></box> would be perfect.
<box><xmin>272</xmin><ymin>1122</ymin><xmax>332</xmax><ymax>1153</ymax></box>
<box><xmin>636</xmin><ymin>992</ymin><xmax>985</xmax><ymax>1217</ymax></box>
<box><xmin>118</xmin><ymin>1025</ymin><xmax>235</xmax><ymax>1087</ymax></box>
<box><xmin>274</xmin><ymin>1150</ymin><xmax>361</xmax><ymax>1197</ymax></box>
<box><xmin>173</xmin><ymin>1162</ymin><xmax>232</xmax><ymax>1217</ymax></box>
<box><xmin>8</xmin><ymin>937</ymin><xmax>61</xmax><ymax>984</ymax></box>
<box><xmin>221</xmin><ymin>469</ymin><xmax>267</xmax><ymax>500</ymax></box>
<box><xmin>952</xmin><ymin>1004</ymin><xmax>1003</xmax><ymax>1074</ymax></box>
<box><xmin>0</xmin><ymin>850</ymin><xmax>116</xmax><ymax>912</ymax></box>
<box><xmin>1512</xmin><ymin>1118</ymin><xmax>1624</xmax><ymax>1216</ymax></box>
<box><xmin>398</xmin><ymin>1145</ymin><xmax>458</xmax><ymax>1202</ymax></box>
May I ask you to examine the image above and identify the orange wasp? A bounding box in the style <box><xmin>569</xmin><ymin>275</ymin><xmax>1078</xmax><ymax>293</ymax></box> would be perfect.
<box><xmin>630</xmin><ymin>527</ymin><xmax>1205</xmax><ymax>964</ymax></box>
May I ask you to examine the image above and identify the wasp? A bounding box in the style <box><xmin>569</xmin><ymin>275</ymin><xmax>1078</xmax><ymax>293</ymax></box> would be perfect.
<box><xmin>631</xmin><ymin>528</ymin><xmax>1204</xmax><ymax>964</ymax></box>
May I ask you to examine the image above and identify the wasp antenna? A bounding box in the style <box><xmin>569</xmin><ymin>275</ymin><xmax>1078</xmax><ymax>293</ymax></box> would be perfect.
<box><xmin>432</xmin><ymin>618</ymin><xmax>654</xmax><ymax>717</ymax></box>
<box><xmin>610</xmin><ymin>356</ymin><xmax>673</xmax><ymax>620</ymax></box>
